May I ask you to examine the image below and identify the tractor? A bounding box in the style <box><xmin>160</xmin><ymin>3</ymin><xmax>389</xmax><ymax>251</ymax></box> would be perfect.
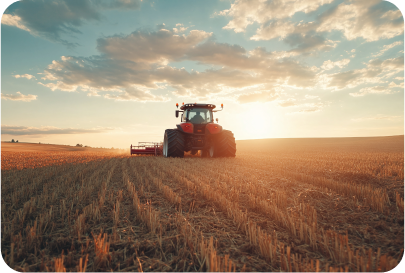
<box><xmin>163</xmin><ymin>103</ymin><xmax>236</xmax><ymax>158</ymax></box>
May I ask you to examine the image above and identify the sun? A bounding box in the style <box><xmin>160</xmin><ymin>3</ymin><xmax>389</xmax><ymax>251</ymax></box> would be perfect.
<box><xmin>229</xmin><ymin>103</ymin><xmax>274</xmax><ymax>140</ymax></box>
<box><xmin>246</xmin><ymin>112</ymin><xmax>271</xmax><ymax>138</ymax></box>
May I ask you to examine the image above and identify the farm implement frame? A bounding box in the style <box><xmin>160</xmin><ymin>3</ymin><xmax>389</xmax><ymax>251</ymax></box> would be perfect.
<box><xmin>130</xmin><ymin>142</ymin><xmax>162</xmax><ymax>156</ymax></box>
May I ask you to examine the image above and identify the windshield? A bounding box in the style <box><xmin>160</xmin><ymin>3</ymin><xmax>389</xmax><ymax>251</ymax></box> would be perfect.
<box><xmin>186</xmin><ymin>108</ymin><xmax>212</xmax><ymax>124</ymax></box>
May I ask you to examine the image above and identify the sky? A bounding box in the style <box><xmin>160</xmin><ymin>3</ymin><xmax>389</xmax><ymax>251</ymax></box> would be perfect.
<box><xmin>1</xmin><ymin>0</ymin><xmax>404</xmax><ymax>149</ymax></box>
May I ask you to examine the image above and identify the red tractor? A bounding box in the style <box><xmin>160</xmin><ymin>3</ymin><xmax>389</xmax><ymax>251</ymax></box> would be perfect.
<box><xmin>163</xmin><ymin>103</ymin><xmax>236</xmax><ymax>158</ymax></box>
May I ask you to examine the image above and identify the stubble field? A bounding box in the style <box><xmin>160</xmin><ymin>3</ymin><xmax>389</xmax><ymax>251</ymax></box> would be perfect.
<box><xmin>1</xmin><ymin>136</ymin><xmax>404</xmax><ymax>272</ymax></box>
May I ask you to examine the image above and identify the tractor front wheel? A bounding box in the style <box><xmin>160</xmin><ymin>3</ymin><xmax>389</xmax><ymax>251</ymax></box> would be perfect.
<box><xmin>163</xmin><ymin>129</ymin><xmax>185</xmax><ymax>158</ymax></box>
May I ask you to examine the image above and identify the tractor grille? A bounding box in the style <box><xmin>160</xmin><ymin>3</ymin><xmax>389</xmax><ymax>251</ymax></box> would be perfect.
<box><xmin>193</xmin><ymin>124</ymin><xmax>206</xmax><ymax>134</ymax></box>
<box><xmin>192</xmin><ymin>136</ymin><xmax>205</xmax><ymax>147</ymax></box>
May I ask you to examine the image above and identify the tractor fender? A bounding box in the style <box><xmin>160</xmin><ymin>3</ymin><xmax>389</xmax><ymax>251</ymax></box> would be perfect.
<box><xmin>205</xmin><ymin>123</ymin><xmax>223</xmax><ymax>135</ymax></box>
<box><xmin>176</xmin><ymin>123</ymin><xmax>194</xmax><ymax>133</ymax></box>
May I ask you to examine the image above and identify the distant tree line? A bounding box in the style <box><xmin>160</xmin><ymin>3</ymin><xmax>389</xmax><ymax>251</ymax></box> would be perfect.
<box><xmin>8</xmin><ymin>140</ymin><xmax>124</xmax><ymax>150</ymax></box>
<box><xmin>76</xmin><ymin>144</ymin><xmax>92</xmax><ymax>148</ymax></box>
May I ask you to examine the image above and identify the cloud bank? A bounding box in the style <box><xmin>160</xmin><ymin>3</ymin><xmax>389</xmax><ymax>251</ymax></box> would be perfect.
<box><xmin>1</xmin><ymin>0</ymin><xmax>142</xmax><ymax>46</ymax></box>
<box><xmin>1</xmin><ymin>92</ymin><xmax>37</xmax><ymax>102</ymax></box>
<box><xmin>320</xmin><ymin>56</ymin><xmax>404</xmax><ymax>90</ymax></box>
<box><xmin>351</xmin><ymin>115</ymin><xmax>402</xmax><ymax>122</ymax></box>
<box><xmin>1</xmin><ymin>125</ymin><xmax>112</xmax><ymax>135</ymax></box>
<box><xmin>221</xmin><ymin>0</ymin><xmax>403</xmax><ymax>53</ymax></box>
<box><xmin>349</xmin><ymin>86</ymin><xmax>396</xmax><ymax>97</ymax></box>
<box><xmin>39</xmin><ymin>28</ymin><xmax>317</xmax><ymax>101</ymax></box>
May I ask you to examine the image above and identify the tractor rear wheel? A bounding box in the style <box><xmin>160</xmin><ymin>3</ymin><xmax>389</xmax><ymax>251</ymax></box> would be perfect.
<box><xmin>215</xmin><ymin>130</ymin><xmax>236</xmax><ymax>157</ymax></box>
<box><xmin>163</xmin><ymin>129</ymin><xmax>185</xmax><ymax>158</ymax></box>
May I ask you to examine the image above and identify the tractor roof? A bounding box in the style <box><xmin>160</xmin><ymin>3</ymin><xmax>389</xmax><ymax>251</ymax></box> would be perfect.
<box><xmin>180</xmin><ymin>103</ymin><xmax>216</xmax><ymax>110</ymax></box>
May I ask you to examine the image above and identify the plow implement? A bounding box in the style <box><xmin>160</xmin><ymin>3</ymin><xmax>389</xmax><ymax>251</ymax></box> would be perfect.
<box><xmin>130</xmin><ymin>142</ymin><xmax>162</xmax><ymax>156</ymax></box>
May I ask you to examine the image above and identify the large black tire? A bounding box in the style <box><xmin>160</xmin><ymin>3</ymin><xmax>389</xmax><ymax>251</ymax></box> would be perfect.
<box><xmin>163</xmin><ymin>129</ymin><xmax>185</xmax><ymax>158</ymax></box>
<box><xmin>214</xmin><ymin>130</ymin><xmax>236</xmax><ymax>157</ymax></box>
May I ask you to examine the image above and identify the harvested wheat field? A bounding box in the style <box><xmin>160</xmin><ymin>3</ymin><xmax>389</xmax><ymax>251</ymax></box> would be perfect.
<box><xmin>1</xmin><ymin>136</ymin><xmax>404</xmax><ymax>272</ymax></box>
<box><xmin>1</xmin><ymin>142</ymin><xmax>125</xmax><ymax>170</ymax></box>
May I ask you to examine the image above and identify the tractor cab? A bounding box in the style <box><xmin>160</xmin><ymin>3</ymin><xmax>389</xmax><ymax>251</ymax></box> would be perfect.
<box><xmin>175</xmin><ymin>103</ymin><xmax>223</xmax><ymax>135</ymax></box>
<box><xmin>177</xmin><ymin>103</ymin><xmax>217</xmax><ymax>124</ymax></box>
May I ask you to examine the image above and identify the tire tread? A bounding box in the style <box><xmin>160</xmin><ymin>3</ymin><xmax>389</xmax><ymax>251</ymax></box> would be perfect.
<box><xmin>215</xmin><ymin>130</ymin><xmax>236</xmax><ymax>157</ymax></box>
<box><xmin>164</xmin><ymin>129</ymin><xmax>185</xmax><ymax>157</ymax></box>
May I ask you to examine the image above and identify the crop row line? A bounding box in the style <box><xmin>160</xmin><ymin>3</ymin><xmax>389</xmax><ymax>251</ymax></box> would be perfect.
<box><xmin>156</xmin><ymin>158</ymin><xmax>399</xmax><ymax>272</ymax></box>
<box><xmin>124</xmin><ymin>159</ymin><xmax>238</xmax><ymax>272</ymax></box>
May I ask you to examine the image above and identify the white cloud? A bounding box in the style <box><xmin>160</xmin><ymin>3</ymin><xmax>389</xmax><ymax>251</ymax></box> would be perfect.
<box><xmin>221</xmin><ymin>0</ymin><xmax>333</xmax><ymax>33</ymax></box>
<box><xmin>237</xmin><ymin>90</ymin><xmax>279</xmax><ymax>103</ymax></box>
<box><xmin>321</xmin><ymin>59</ymin><xmax>350</xmax><ymax>70</ymax></box>
<box><xmin>316</xmin><ymin>0</ymin><xmax>404</xmax><ymax>42</ymax></box>
<box><xmin>13</xmin><ymin>74</ymin><xmax>36</xmax><ymax>80</ymax></box>
<box><xmin>373</xmin><ymin>41</ymin><xmax>403</xmax><ymax>57</ymax></box>
<box><xmin>39</xmin><ymin>29</ymin><xmax>317</xmax><ymax>101</ymax></box>
<box><xmin>322</xmin><ymin>70</ymin><xmax>366</xmax><ymax>90</ymax></box>
<box><xmin>349</xmin><ymin>86</ymin><xmax>395</xmax><ymax>97</ymax></box>
<box><xmin>293</xmin><ymin>108</ymin><xmax>321</xmax><ymax>113</ymax></box>
<box><xmin>104</xmin><ymin>86</ymin><xmax>169</xmax><ymax>102</ymax></box>
<box><xmin>278</xmin><ymin>98</ymin><xmax>297</xmax><ymax>107</ymax></box>
<box><xmin>173</xmin><ymin>23</ymin><xmax>189</xmax><ymax>33</ymax></box>
<box><xmin>251</xmin><ymin>20</ymin><xmax>297</xmax><ymax>40</ymax></box>
<box><xmin>287</xmin><ymin>101</ymin><xmax>326</xmax><ymax>113</ymax></box>
<box><xmin>285</xmin><ymin>32</ymin><xmax>337</xmax><ymax>53</ymax></box>
<box><xmin>1</xmin><ymin>125</ymin><xmax>112</xmax><ymax>135</ymax></box>
<box><xmin>38</xmin><ymin>81</ymin><xmax>78</xmax><ymax>92</ymax></box>
<box><xmin>251</xmin><ymin>21</ymin><xmax>337</xmax><ymax>54</ymax></box>
<box><xmin>1</xmin><ymin>92</ymin><xmax>37</xmax><ymax>102</ymax></box>
<box><xmin>278</xmin><ymin>99</ymin><xmax>325</xmax><ymax>113</ymax></box>
<box><xmin>1</xmin><ymin>14</ymin><xmax>31</xmax><ymax>32</ymax></box>
<box><xmin>97</xmin><ymin>29</ymin><xmax>212</xmax><ymax>64</ymax></box>
<box><xmin>1</xmin><ymin>0</ymin><xmax>142</xmax><ymax>46</ymax></box>
<box><xmin>323</xmin><ymin>56</ymin><xmax>404</xmax><ymax>90</ymax></box>
<box><xmin>305</xmin><ymin>94</ymin><xmax>319</xmax><ymax>99</ymax></box>
<box><xmin>389</xmin><ymin>81</ymin><xmax>404</xmax><ymax>88</ymax></box>
<box><xmin>351</xmin><ymin>115</ymin><xmax>402</xmax><ymax>122</ymax></box>
<box><xmin>220</xmin><ymin>0</ymin><xmax>403</xmax><ymax>52</ymax></box>
<box><xmin>369</xmin><ymin>56</ymin><xmax>405</xmax><ymax>78</ymax></box>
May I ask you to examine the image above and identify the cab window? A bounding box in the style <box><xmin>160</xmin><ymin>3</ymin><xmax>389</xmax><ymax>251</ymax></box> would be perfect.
<box><xmin>187</xmin><ymin>108</ymin><xmax>212</xmax><ymax>124</ymax></box>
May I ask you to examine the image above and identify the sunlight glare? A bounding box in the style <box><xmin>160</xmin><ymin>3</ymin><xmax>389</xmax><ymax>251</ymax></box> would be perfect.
<box><xmin>236</xmin><ymin>103</ymin><xmax>273</xmax><ymax>139</ymax></box>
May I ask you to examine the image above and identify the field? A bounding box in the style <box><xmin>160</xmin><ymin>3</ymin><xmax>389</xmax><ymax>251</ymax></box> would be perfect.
<box><xmin>1</xmin><ymin>143</ymin><xmax>125</xmax><ymax>170</ymax></box>
<box><xmin>1</xmin><ymin>136</ymin><xmax>404</xmax><ymax>272</ymax></box>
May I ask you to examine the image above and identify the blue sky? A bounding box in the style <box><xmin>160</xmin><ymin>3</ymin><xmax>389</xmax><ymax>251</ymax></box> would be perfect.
<box><xmin>1</xmin><ymin>0</ymin><xmax>404</xmax><ymax>148</ymax></box>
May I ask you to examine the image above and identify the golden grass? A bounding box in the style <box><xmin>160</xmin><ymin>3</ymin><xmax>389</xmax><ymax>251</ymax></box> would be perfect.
<box><xmin>396</xmin><ymin>192</ymin><xmax>404</xmax><ymax>214</ymax></box>
<box><xmin>1</xmin><ymin>151</ymin><xmax>122</xmax><ymax>170</ymax></box>
<box><xmin>1</xmin><ymin>137</ymin><xmax>403</xmax><ymax>271</ymax></box>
